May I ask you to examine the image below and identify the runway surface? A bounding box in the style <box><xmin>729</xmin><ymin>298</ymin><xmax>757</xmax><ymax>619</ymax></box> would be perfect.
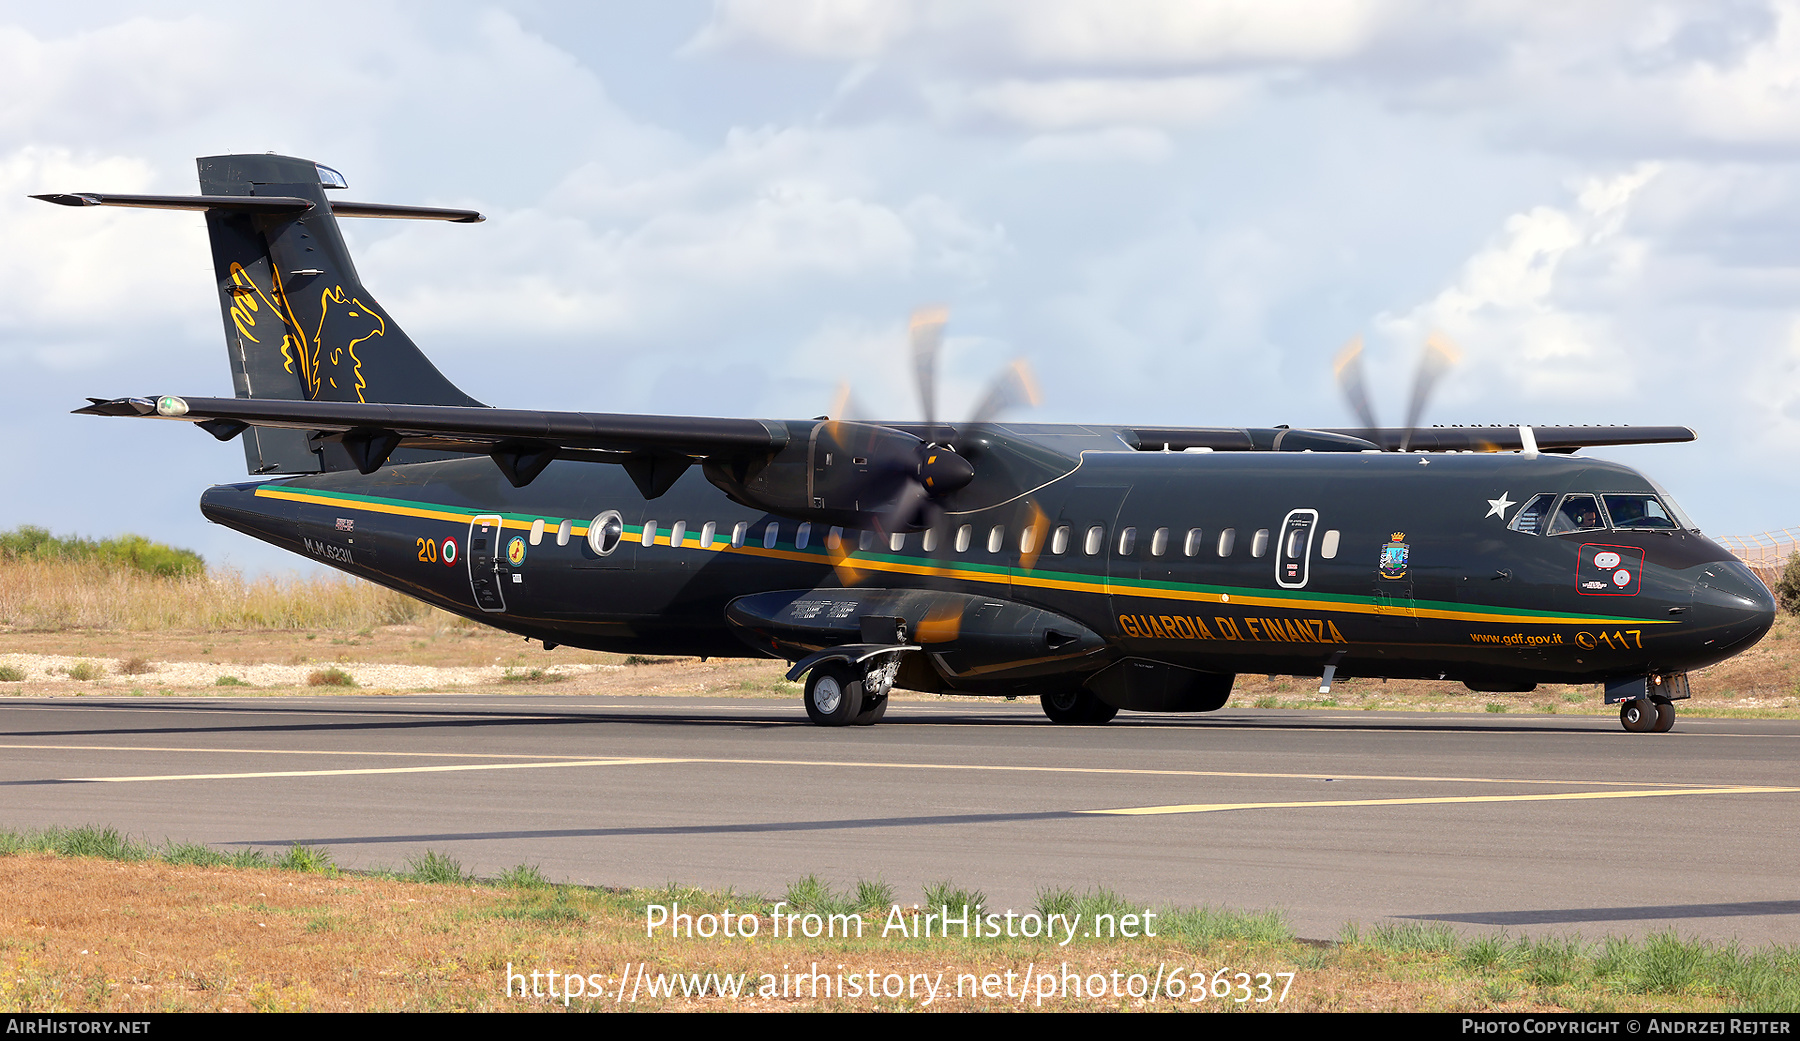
<box><xmin>4</xmin><ymin>694</ymin><xmax>1798</xmax><ymax>943</ymax></box>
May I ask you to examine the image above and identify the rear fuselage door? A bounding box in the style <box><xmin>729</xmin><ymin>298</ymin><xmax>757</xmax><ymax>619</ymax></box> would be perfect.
<box><xmin>1276</xmin><ymin>509</ymin><xmax>1319</xmax><ymax>589</ymax></box>
<box><xmin>468</xmin><ymin>514</ymin><xmax>506</xmax><ymax>612</ymax></box>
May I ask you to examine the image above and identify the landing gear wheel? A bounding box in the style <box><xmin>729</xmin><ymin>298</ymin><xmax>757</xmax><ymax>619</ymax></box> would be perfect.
<box><xmin>852</xmin><ymin>694</ymin><xmax>889</xmax><ymax>726</ymax></box>
<box><xmin>1039</xmin><ymin>688</ymin><xmax>1118</xmax><ymax>725</ymax></box>
<box><xmin>804</xmin><ymin>663</ymin><xmax>864</xmax><ymax>727</ymax></box>
<box><xmin>1620</xmin><ymin>698</ymin><xmax>1655</xmax><ymax>733</ymax></box>
<box><xmin>1652</xmin><ymin>699</ymin><xmax>1675</xmax><ymax>733</ymax></box>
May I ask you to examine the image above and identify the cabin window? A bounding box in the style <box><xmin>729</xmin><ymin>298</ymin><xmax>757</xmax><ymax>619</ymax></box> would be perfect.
<box><xmin>700</xmin><ymin>521</ymin><xmax>717</xmax><ymax>548</ymax></box>
<box><xmin>1051</xmin><ymin>525</ymin><xmax>1071</xmax><ymax>555</ymax></box>
<box><xmin>731</xmin><ymin>521</ymin><xmax>748</xmax><ymax>548</ymax></box>
<box><xmin>826</xmin><ymin>526</ymin><xmax>842</xmax><ymax>549</ymax></box>
<box><xmin>1117</xmin><ymin>527</ymin><xmax>1137</xmax><ymax>556</ymax></box>
<box><xmin>889</xmin><ymin>532</ymin><xmax>906</xmax><ymax>551</ymax></box>
<box><xmin>587</xmin><ymin>510</ymin><xmax>624</xmax><ymax>556</ymax></box>
<box><xmin>556</xmin><ymin>518</ymin><xmax>572</xmax><ymax>547</ymax></box>
<box><xmin>1250</xmin><ymin>528</ymin><xmax>1270</xmax><ymax>558</ymax></box>
<box><xmin>1184</xmin><ymin>528</ymin><xmax>1204</xmax><ymax>557</ymax></box>
<box><xmin>1217</xmin><ymin>528</ymin><xmax>1236</xmax><ymax>557</ymax></box>
<box><xmin>987</xmin><ymin>525</ymin><xmax>1005</xmax><ymax>553</ymax></box>
<box><xmin>1084</xmin><ymin>525</ymin><xmax>1105</xmax><ymax>555</ymax></box>
<box><xmin>1019</xmin><ymin>525</ymin><xmax>1037</xmax><ymax>555</ymax></box>
<box><xmin>1284</xmin><ymin>528</ymin><xmax>1305</xmax><ymax>559</ymax></box>
<box><xmin>1150</xmin><ymin>527</ymin><xmax>1169</xmax><ymax>557</ymax></box>
<box><xmin>860</xmin><ymin>529</ymin><xmax>876</xmax><ymax>551</ymax></box>
<box><xmin>1320</xmin><ymin>530</ymin><xmax>1340</xmax><ymax>559</ymax></box>
<box><xmin>1602</xmin><ymin>494</ymin><xmax>1678</xmax><ymax>530</ymax></box>
<box><xmin>529</xmin><ymin>518</ymin><xmax>545</xmax><ymax>546</ymax></box>
<box><xmin>671</xmin><ymin>521</ymin><xmax>689</xmax><ymax>548</ymax></box>
<box><xmin>795</xmin><ymin>522</ymin><xmax>812</xmax><ymax>550</ymax></box>
<box><xmin>641</xmin><ymin>520</ymin><xmax>658</xmax><ymax>548</ymax></box>
<box><xmin>923</xmin><ymin>528</ymin><xmax>939</xmax><ymax>553</ymax></box>
<box><xmin>955</xmin><ymin>525</ymin><xmax>973</xmax><ymax>552</ymax></box>
<box><xmin>763</xmin><ymin>522</ymin><xmax>780</xmax><ymax>548</ymax></box>
<box><xmin>1509</xmin><ymin>494</ymin><xmax>1555</xmax><ymax>535</ymax></box>
<box><xmin>1547</xmin><ymin>494</ymin><xmax>1605</xmax><ymax>536</ymax></box>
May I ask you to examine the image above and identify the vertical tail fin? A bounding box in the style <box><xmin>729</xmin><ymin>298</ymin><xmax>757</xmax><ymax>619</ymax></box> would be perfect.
<box><xmin>194</xmin><ymin>154</ymin><xmax>484</xmax><ymax>473</ymax></box>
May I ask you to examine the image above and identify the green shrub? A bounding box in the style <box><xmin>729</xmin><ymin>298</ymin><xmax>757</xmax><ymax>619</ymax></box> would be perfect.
<box><xmin>0</xmin><ymin>525</ymin><xmax>203</xmax><ymax>578</ymax></box>
<box><xmin>1776</xmin><ymin>552</ymin><xmax>1800</xmax><ymax>615</ymax></box>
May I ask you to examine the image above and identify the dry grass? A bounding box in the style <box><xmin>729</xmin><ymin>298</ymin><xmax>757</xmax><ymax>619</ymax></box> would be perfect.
<box><xmin>3</xmin><ymin>849</ymin><xmax>1795</xmax><ymax>1013</ymax></box>
<box><xmin>0</xmin><ymin>559</ymin><xmax>436</xmax><ymax>632</ymax></box>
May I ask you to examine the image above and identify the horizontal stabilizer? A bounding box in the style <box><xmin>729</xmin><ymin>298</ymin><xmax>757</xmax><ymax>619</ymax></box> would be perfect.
<box><xmin>32</xmin><ymin>192</ymin><xmax>482</xmax><ymax>222</ymax></box>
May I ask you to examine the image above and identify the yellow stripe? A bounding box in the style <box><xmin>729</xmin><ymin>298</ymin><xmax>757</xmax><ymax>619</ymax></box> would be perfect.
<box><xmin>73</xmin><ymin>757</ymin><xmax>683</xmax><ymax>784</ymax></box>
<box><xmin>11</xmin><ymin>743</ymin><xmax>1766</xmax><ymax>791</ymax></box>
<box><xmin>256</xmin><ymin>486</ymin><xmax>1668</xmax><ymax>627</ymax></box>
<box><xmin>1086</xmin><ymin>786</ymin><xmax>1800</xmax><ymax>816</ymax></box>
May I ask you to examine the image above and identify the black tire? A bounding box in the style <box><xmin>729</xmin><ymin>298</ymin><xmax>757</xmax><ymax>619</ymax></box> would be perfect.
<box><xmin>1039</xmin><ymin>688</ymin><xmax>1118</xmax><ymax>725</ymax></box>
<box><xmin>804</xmin><ymin>662</ymin><xmax>864</xmax><ymax>727</ymax></box>
<box><xmin>852</xmin><ymin>694</ymin><xmax>889</xmax><ymax>726</ymax></box>
<box><xmin>1652</xmin><ymin>699</ymin><xmax>1675</xmax><ymax>733</ymax></box>
<box><xmin>1620</xmin><ymin>698</ymin><xmax>1655</xmax><ymax>733</ymax></box>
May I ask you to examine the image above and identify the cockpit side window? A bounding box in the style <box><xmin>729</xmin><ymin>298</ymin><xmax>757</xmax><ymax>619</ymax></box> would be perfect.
<box><xmin>1546</xmin><ymin>493</ymin><xmax>1606</xmax><ymax>536</ymax></box>
<box><xmin>1509</xmin><ymin>493</ymin><xmax>1556</xmax><ymax>535</ymax></box>
<box><xmin>1601</xmin><ymin>493</ymin><xmax>1677</xmax><ymax>530</ymax></box>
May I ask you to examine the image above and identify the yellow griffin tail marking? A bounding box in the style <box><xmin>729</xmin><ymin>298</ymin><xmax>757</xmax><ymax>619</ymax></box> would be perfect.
<box><xmin>312</xmin><ymin>286</ymin><xmax>384</xmax><ymax>402</ymax></box>
<box><xmin>228</xmin><ymin>262</ymin><xmax>312</xmax><ymax>393</ymax></box>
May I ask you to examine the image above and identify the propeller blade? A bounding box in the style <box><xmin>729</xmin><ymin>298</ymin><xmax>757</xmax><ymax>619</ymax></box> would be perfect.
<box><xmin>963</xmin><ymin>358</ymin><xmax>1041</xmax><ymax>434</ymax></box>
<box><xmin>910</xmin><ymin>306</ymin><xmax>947</xmax><ymax>443</ymax></box>
<box><xmin>1017</xmin><ymin>499</ymin><xmax>1049</xmax><ymax>573</ymax></box>
<box><xmin>1399</xmin><ymin>331</ymin><xmax>1461</xmax><ymax>452</ymax></box>
<box><xmin>1333</xmin><ymin>335</ymin><xmax>1381</xmax><ymax>444</ymax></box>
<box><xmin>879</xmin><ymin>477</ymin><xmax>935</xmax><ymax>535</ymax></box>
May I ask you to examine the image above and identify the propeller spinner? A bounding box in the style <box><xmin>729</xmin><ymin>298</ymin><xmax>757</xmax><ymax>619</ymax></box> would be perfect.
<box><xmin>827</xmin><ymin>308</ymin><xmax>1039</xmax><ymax>531</ymax></box>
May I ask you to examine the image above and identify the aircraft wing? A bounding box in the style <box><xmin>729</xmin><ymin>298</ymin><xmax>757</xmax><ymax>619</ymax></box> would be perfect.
<box><xmin>1125</xmin><ymin>425</ymin><xmax>1697</xmax><ymax>454</ymax></box>
<box><xmin>74</xmin><ymin>394</ymin><xmax>791</xmax><ymax>493</ymax></box>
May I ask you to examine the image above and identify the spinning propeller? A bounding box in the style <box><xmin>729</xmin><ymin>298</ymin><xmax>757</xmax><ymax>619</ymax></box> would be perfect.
<box><xmin>1333</xmin><ymin>330</ymin><xmax>1461</xmax><ymax>451</ymax></box>
<box><xmin>826</xmin><ymin>308</ymin><xmax>1039</xmax><ymax>532</ymax></box>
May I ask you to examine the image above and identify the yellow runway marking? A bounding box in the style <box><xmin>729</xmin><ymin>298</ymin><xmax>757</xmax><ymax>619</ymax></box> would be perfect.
<box><xmin>71</xmin><ymin>757</ymin><xmax>683</xmax><ymax>783</ymax></box>
<box><xmin>7</xmin><ymin>742</ymin><xmax>1795</xmax><ymax>796</ymax></box>
<box><xmin>1086</xmin><ymin>786</ymin><xmax>1800</xmax><ymax>816</ymax></box>
<box><xmin>0</xmin><ymin>738</ymin><xmax>1764</xmax><ymax>785</ymax></box>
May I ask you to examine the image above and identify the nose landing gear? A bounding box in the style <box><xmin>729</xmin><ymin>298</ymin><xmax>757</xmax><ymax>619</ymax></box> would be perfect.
<box><xmin>1618</xmin><ymin>696</ymin><xmax>1676</xmax><ymax>733</ymax></box>
<box><xmin>1608</xmin><ymin>673</ymin><xmax>1687</xmax><ymax>734</ymax></box>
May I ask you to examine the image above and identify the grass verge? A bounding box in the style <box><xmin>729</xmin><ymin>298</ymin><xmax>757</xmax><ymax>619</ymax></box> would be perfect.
<box><xmin>1</xmin><ymin>826</ymin><xmax>1796</xmax><ymax>1012</ymax></box>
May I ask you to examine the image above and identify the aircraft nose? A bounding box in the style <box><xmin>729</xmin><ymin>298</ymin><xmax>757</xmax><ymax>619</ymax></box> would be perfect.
<box><xmin>1689</xmin><ymin>559</ymin><xmax>1776</xmax><ymax>657</ymax></box>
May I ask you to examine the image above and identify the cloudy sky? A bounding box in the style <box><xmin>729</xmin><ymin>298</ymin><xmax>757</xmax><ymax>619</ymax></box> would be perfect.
<box><xmin>3</xmin><ymin>0</ymin><xmax>1799</xmax><ymax>573</ymax></box>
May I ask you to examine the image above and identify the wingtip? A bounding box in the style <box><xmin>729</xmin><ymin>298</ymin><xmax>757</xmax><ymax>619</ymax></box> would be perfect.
<box><xmin>31</xmin><ymin>193</ymin><xmax>99</xmax><ymax>207</ymax></box>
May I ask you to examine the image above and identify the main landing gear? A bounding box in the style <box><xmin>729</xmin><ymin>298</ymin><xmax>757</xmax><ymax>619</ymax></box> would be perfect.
<box><xmin>1619</xmin><ymin>697</ymin><xmax>1675</xmax><ymax>734</ymax></box>
<box><xmin>1038</xmin><ymin>687</ymin><xmax>1118</xmax><ymax>725</ymax></box>
<box><xmin>802</xmin><ymin>660</ymin><xmax>892</xmax><ymax>727</ymax></box>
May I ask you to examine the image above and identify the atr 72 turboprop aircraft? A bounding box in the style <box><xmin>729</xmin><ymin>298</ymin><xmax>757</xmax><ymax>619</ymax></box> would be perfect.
<box><xmin>41</xmin><ymin>153</ymin><xmax>1775</xmax><ymax>732</ymax></box>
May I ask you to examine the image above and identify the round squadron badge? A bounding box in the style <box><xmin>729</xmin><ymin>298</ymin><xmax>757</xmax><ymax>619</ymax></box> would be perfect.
<box><xmin>507</xmin><ymin>536</ymin><xmax>527</xmax><ymax>567</ymax></box>
<box><xmin>1378</xmin><ymin>532</ymin><xmax>1409</xmax><ymax>580</ymax></box>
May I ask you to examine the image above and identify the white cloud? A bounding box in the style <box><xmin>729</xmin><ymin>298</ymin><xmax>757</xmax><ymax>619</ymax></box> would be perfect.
<box><xmin>961</xmin><ymin>77</ymin><xmax>1245</xmax><ymax>132</ymax></box>
<box><xmin>1380</xmin><ymin>166</ymin><xmax>1658</xmax><ymax>401</ymax></box>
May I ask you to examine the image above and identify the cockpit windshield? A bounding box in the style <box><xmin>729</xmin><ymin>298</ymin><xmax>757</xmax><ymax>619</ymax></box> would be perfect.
<box><xmin>1601</xmin><ymin>494</ymin><xmax>1678</xmax><ymax>530</ymax></box>
<box><xmin>1546</xmin><ymin>494</ymin><xmax>1606</xmax><ymax>536</ymax></box>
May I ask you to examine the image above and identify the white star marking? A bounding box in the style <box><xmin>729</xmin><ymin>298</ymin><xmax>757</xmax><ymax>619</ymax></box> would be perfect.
<box><xmin>1486</xmin><ymin>492</ymin><xmax>1516</xmax><ymax>519</ymax></box>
